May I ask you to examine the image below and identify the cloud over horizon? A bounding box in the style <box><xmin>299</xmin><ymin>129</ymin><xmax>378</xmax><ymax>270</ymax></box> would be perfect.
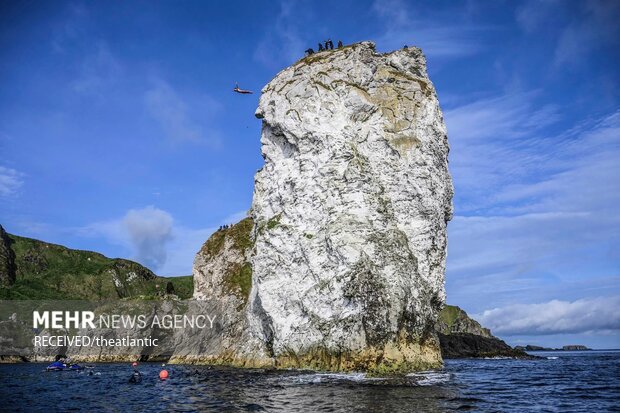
<box><xmin>476</xmin><ymin>296</ymin><xmax>620</xmax><ymax>335</ymax></box>
<box><xmin>445</xmin><ymin>96</ymin><xmax>620</xmax><ymax>312</ymax></box>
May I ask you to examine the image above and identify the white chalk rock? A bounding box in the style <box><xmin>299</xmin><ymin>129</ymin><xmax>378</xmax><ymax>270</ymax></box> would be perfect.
<box><xmin>245</xmin><ymin>41</ymin><xmax>453</xmax><ymax>373</ymax></box>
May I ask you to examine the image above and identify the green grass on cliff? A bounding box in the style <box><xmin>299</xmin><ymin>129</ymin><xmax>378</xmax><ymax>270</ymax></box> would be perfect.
<box><xmin>201</xmin><ymin>218</ymin><xmax>254</xmax><ymax>259</ymax></box>
<box><xmin>296</xmin><ymin>44</ymin><xmax>356</xmax><ymax>66</ymax></box>
<box><xmin>439</xmin><ymin>305</ymin><xmax>462</xmax><ymax>330</ymax></box>
<box><xmin>226</xmin><ymin>262</ymin><xmax>252</xmax><ymax>303</ymax></box>
<box><xmin>196</xmin><ymin>217</ymin><xmax>254</xmax><ymax>303</ymax></box>
<box><xmin>266</xmin><ymin>215</ymin><xmax>280</xmax><ymax>230</ymax></box>
<box><xmin>0</xmin><ymin>232</ymin><xmax>193</xmax><ymax>300</ymax></box>
<box><xmin>220</xmin><ymin>218</ymin><xmax>254</xmax><ymax>302</ymax></box>
<box><xmin>161</xmin><ymin>275</ymin><xmax>193</xmax><ymax>299</ymax></box>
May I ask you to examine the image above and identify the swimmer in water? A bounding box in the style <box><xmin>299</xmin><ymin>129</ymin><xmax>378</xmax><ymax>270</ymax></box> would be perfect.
<box><xmin>128</xmin><ymin>362</ymin><xmax>142</xmax><ymax>383</ymax></box>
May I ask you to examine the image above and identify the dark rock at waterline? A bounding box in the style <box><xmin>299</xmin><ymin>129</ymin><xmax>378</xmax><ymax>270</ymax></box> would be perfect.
<box><xmin>514</xmin><ymin>344</ymin><xmax>592</xmax><ymax>351</ymax></box>
<box><xmin>436</xmin><ymin>305</ymin><xmax>534</xmax><ymax>359</ymax></box>
<box><xmin>515</xmin><ymin>345</ymin><xmax>553</xmax><ymax>351</ymax></box>
<box><xmin>439</xmin><ymin>333</ymin><xmax>532</xmax><ymax>359</ymax></box>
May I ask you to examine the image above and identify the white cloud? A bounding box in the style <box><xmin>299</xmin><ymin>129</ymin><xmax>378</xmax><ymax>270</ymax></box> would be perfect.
<box><xmin>372</xmin><ymin>0</ymin><xmax>412</xmax><ymax>28</ymax></box>
<box><xmin>253</xmin><ymin>0</ymin><xmax>307</xmax><ymax>69</ymax></box>
<box><xmin>79</xmin><ymin>207</ymin><xmax>249</xmax><ymax>275</ymax></box>
<box><xmin>445</xmin><ymin>92</ymin><xmax>560</xmax><ymax>142</ymax></box>
<box><xmin>145</xmin><ymin>78</ymin><xmax>221</xmax><ymax>145</ymax></box>
<box><xmin>0</xmin><ymin>166</ymin><xmax>24</xmax><ymax>196</ymax></box>
<box><xmin>372</xmin><ymin>0</ymin><xmax>488</xmax><ymax>57</ymax></box>
<box><xmin>553</xmin><ymin>0</ymin><xmax>620</xmax><ymax>66</ymax></box>
<box><xmin>72</xmin><ymin>42</ymin><xmax>122</xmax><ymax>95</ymax></box>
<box><xmin>123</xmin><ymin>206</ymin><xmax>174</xmax><ymax>271</ymax></box>
<box><xmin>446</xmin><ymin>96</ymin><xmax>619</xmax><ymax>215</ymax></box>
<box><xmin>80</xmin><ymin>206</ymin><xmax>173</xmax><ymax>271</ymax></box>
<box><xmin>514</xmin><ymin>1</ymin><xmax>620</xmax><ymax>67</ymax></box>
<box><xmin>515</xmin><ymin>0</ymin><xmax>559</xmax><ymax>33</ymax></box>
<box><xmin>444</xmin><ymin>94</ymin><xmax>620</xmax><ymax>311</ymax></box>
<box><xmin>476</xmin><ymin>296</ymin><xmax>620</xmax><ymax>335</ymax></box>
<box><xmin>444</xmin><ymin>92</ymin><xmax>563</xmax><ymax>212</ymax></box>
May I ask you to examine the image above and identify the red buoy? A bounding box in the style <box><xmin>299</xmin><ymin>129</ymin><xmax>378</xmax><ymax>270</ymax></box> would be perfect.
<box><xmin>159</xmin><ymin>369</ymin><xmax>169</xmax><ymax>380</ymax></box>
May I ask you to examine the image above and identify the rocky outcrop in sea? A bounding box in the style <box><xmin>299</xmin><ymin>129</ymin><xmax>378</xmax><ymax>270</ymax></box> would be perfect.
<box><xmin>1</xmin><ymin>43</ymin><xmax>456</xmax><ymax>373</ymax></box>
<box><xmin>437</xmin><ymin>305</ymin><xmax>529</xmax><ymax>359</ymax></box>
<box><xmin>193</xmin><ymin>41</ymin><xmax>453</xmax><ymax>374</ymax></box>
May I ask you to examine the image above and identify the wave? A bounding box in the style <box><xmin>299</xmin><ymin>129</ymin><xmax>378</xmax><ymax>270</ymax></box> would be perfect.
<box><xmin>406</xmin><ymin>370</ymin><xmax>452</xmax><ymax>386</ymax></box>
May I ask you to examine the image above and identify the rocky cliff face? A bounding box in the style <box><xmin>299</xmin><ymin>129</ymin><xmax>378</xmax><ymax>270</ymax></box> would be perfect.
<box><xmin>0</xmin><ymin>226</ymin><xmax>190</xmax><ymax>300</ymax></box>
<box><xmin>194</xmin><ymin>42</ymin><xmax>453</xmax><ymax>374</ymax></box>
<box><xmin>436</xmin><ymin>305</ymin><xmax>529</xmax><ymax>359</ymax></box>
<box><xmin>189</xmin><ymin>218</ymin><xmax>268</xmax><ymax>365</ymax></box>
<box><xmin>0</xmin><ymin>225</ymin><xmax>16</xmax><ymax>286</ymax></box>
<box><xmin>437</xmin><ymin>305</ymin><xmax>492</xmax><ymax>338</ymax></box>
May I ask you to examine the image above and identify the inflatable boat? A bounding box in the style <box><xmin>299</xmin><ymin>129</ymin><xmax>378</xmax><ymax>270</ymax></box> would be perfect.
<box><xmin>45</xmin><ymin>361</ymin><xmax>85</xmax><ymax>371</ymax></box>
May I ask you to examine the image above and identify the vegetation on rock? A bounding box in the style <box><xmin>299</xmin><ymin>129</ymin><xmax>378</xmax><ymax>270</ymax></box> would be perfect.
<box><xmin>438</xmin><ymin>305</ymin><xmax>491</xmax><ymax>337</ymax></box>
<box><xmin>0</xmin><ymin>225</ymin><xmax>192</xmax><ymax>300</ymax></box>
<box><xmin>437</xmin><ymin>305</ymin><xmax>530</xmax><ymax>359</ymax></box>
<box><xmin>195</xmin><ymin>217</ymin><xmax>254</xmax><ymax>303</ymax></box>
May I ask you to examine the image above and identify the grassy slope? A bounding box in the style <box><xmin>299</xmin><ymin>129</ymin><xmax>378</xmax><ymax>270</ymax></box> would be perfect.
<box><xmin>438</xmin><ymin>304</ymin><xmax>492</xmax><ymax>337</ymax></box>
<box><xmin>160</xmin><ymin>275</ymin><xmax>194</xmax><ymax>299</ymax></box>
<box><xmin>0</xmin><ymin>232</ymin><xmax>193</xmax><ymax>300</ymax></box>
<box><xmin>199</xmin><ymin>217</ymin><xmax>254</xmax><ymax>302</ymax></box>
<box><xmin>438</xmin><ymin>304</ymin><xmax>462</xmax><ymax>330</ymax></box>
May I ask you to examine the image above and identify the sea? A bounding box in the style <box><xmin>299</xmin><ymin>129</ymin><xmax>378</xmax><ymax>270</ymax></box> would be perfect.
<box><xmin>1</xmin><ymin>350</ymin><xmax>618</xmax><ymax>412</ymax></box>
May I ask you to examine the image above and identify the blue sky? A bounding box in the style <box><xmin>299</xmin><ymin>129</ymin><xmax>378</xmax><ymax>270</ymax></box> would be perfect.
<box><xmin>1</xmin><ymin>0</ymin><xmax>618</xmax><ymax>348</ymax></box>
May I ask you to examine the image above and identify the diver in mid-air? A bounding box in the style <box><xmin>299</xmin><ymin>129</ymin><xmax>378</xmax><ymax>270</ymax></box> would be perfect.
<box><xmin>233</xmin><ymin>83</ymin><xmax>253</xmax><ymax>94</ymax></box>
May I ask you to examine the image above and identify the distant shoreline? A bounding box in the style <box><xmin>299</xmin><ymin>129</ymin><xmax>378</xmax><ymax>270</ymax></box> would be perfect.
<box><xmin>526</xmin><ymin>348</ymin><xmax>619</xmax><ymax>352</ymax></box>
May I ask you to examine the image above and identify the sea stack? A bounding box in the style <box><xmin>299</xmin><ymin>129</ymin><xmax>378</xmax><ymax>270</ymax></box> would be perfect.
<box><xmin>193</xmin><ymin>41</ymin><xmax>453</xmax><ymax>374</ymax></box>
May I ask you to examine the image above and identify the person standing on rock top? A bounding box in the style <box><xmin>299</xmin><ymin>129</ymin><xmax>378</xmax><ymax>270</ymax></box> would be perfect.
<box><xmin>318</xmin><ymin>42</ymin><xmax>324</xmax><ymax>51</ymax></box>
<box><xmin>328</xmin><ymin>39</ymin><xmax>334</xmax><ymax>49</ymax></box>
<box><xmin>337</xmin><ymin>40</ymin><xmax>343</xmax><ymax>48</ymax></box>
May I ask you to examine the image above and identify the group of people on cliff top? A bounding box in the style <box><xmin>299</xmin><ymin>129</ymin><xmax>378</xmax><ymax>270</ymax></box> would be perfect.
<box><xmin>305</xmin><ymin>38</ymin><xmax>344</xmax><ymax>56</ymax></box>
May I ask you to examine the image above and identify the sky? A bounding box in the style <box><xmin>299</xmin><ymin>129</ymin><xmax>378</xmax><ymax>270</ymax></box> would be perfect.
<box><xmin>1</xmin><ymin>0</ymin><xmax>618</xmax><ymax>349</ymax></box>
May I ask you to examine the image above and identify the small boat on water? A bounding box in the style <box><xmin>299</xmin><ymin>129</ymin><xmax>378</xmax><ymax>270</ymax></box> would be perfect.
<box><xmin>45</xmin><ymin>360</ymin><xmax>85</xmax><ymax>371</ymax></box>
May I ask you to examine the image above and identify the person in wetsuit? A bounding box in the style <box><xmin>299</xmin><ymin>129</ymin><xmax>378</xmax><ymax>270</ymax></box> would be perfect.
<box><xmin>129</xmin><ymin>369</ymin><xmax>142</xmax><ymax>383</ymax></box>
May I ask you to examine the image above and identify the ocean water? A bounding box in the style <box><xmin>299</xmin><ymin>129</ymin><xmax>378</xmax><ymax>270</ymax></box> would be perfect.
<box><xmin>0</xmin><ymin>351</ymin><xmax>618</xmax><ymax>412</ymax></box>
